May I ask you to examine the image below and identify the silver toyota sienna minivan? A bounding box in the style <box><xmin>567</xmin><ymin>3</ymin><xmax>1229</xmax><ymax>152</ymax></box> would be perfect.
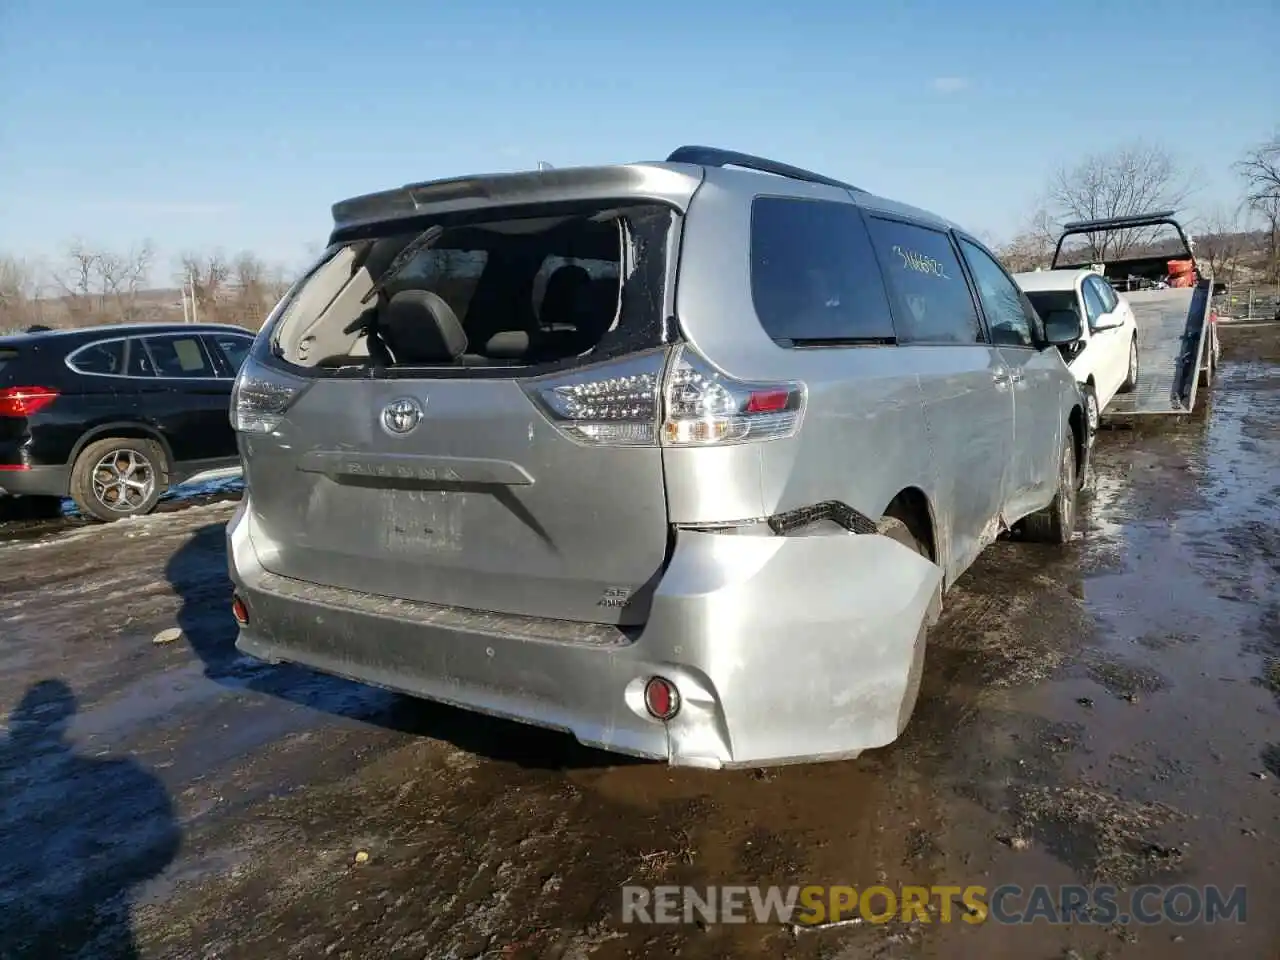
<box><xmin>228</xmin><ymin>146</ymin><xmax>1087</xmax><ymax>768</ymax></box>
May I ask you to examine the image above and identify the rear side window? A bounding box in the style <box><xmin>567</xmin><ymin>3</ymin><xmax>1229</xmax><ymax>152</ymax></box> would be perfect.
<box><xmin>143</xmin><ymin>335</ymin><xmax>217</xmax><ymax>378</ymax></box>
<box><xmin>865</xmin><ymin>218</ymin><xmax>983</xmax><ymax>344</ymax></box>
<box><xmin>124</xmin><ymin>338</ymin><xmax>154</xmax><ymax>376</ymax></box>
<box><xmin>0</xmin><ymin>346</ymin><xmax>19</xmax><ymax>376</ymax></box>
<box><xmin>68</xmin><ymin>340</ymin><xmax>127</xmax><ymax>375</ymax></box>
<box><xmin>750</xmin><ymin>197</ymin><xmax>895</xmax><ymax>344</ymax></box>
<box><xmin>207</xmin><ymin>334</ymin><xmax>253</xmax><ymax>375</ymax></box>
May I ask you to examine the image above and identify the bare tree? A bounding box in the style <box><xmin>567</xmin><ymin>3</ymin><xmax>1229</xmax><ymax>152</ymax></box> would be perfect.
<box><xmin>1046</xmin><ymin>142</ymin><xmax>1194</xmax><ymax>260</ymax></box>
<box><xmin>996</xmin><ymin>208</ymin><xmax>1060</xmax><ymax>273</ymax></box>
<box><xmin>1194</xmin><ymin>207</ymin><xmax>1248</xmax><ymax>283</ymax></box>
<box><xmin>178</xmin><ymin>252</ymin><xmax>230</xmax><ymax>322</ymax></box>
<box><xmin>0</xmin><ymin>256</ymin><xmax>46</xmax><ymax>331</ymax></box>
<box><xmin>1235</xmin><ymin>133</ymin><xmax>1280</xmax><ymax>281</ymax></box>
<box><xmin>53</xmin><ymin>242</ymin><xmax>100</xmax><ymax>323</ymax></box>
<box><xmin>96</xmin><ymin>241</ymin><xmax>155</xmax><ymax>321</ymax></box>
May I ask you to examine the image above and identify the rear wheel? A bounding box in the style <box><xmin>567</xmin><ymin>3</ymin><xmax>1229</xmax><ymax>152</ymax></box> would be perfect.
<box><xmin>876</xmin><ymin>515</ymin><xmax>935</xmax><ymax>735</ymax></box>
<box><xmin>70</xmin><ymin>437</ymin><xmax>167</xmax><ymax>522</ymax></box>
<box><xmin>1119</xmin><ymin>336</ymin><xmax>1139</xmax><ymax>393</ymax></box>
<box><xmin>1021</xmin><ymin>431</ymin><xmax>1077</xmax><ymax>545</ymax></box>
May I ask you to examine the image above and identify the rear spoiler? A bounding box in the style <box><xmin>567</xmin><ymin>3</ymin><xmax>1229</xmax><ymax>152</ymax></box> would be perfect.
<box><xmin>1051</xmin><ymin>211</ymin><xmax>1195</xmax><ymax>269</ymax></box>
<box><xmin>329</xmin><ymin>164</ymin><xmax>703</xmax><ymax>237</ymax></box>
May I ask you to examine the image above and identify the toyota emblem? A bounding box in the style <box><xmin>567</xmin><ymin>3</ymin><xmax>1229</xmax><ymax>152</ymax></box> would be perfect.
<box><xmin>380</xmin><ymin>397</ymin><xmax>424</xmax><ymax>436</ymax></box>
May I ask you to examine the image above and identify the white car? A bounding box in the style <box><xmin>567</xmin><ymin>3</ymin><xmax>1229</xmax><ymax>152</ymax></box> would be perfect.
<box><xmin>1014</xmin><ymin>269</ymin><xmax>1139</xmax><ymax>431</ymax></box>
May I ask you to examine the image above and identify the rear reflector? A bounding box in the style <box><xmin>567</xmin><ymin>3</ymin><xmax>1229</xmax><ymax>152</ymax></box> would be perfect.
<box><xmin>0</xmin><ymin>386</ymin><xmax>59</xmax><ymax>417</ymax></box>
<box><xmin>231</xmin><ymin>594</ymin><xmax>249</xmax><ymax>626</ymax></box>
<box><xmin>643</xmin><ymin>676</ymin><xmax>680</xmax><ymax>721</ymax></box>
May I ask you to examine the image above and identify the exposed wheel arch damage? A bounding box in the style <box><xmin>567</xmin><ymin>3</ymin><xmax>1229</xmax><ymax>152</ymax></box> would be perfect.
<box><xmin>882</xmin><ymin>487</ymin><xmax>937</xmax><ymax>565</ymax></box>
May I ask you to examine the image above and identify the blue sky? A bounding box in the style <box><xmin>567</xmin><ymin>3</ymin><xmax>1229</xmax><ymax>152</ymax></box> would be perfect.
<box><xmin>1</xmin><ymin>0</ymin><xmax>1276</xmax><ymax>280</ymax></box>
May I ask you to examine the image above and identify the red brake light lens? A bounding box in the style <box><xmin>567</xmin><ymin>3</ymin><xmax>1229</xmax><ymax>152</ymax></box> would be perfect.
<box><xmin>0</xmin><ymin>386</ymin><xmax>59</xmax><ymax>417</ymax></box>
<box><xmin>745</xmin><ymin>389</ymin><xmax>791</xmax><ymax>414</ymax></box>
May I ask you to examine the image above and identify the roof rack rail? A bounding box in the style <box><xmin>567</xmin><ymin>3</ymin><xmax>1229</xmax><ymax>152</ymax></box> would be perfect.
<box><xmin>666</xmin><ymin>145</ymin><xmax>862</xmax><ymax>193</ymax></box>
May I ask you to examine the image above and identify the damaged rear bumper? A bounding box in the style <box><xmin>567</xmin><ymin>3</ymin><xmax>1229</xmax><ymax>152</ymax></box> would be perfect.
<box><xmin>229</xmin><ymin>501</ymin><xmax>943</xmax><ymax>768</ymax></box>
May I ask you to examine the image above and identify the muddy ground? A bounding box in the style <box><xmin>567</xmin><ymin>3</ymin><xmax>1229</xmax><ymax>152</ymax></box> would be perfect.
<box><xmin>2</xmin><ymin>325</ymin><xmax>1279</xmax><ymax>960</ymax></box>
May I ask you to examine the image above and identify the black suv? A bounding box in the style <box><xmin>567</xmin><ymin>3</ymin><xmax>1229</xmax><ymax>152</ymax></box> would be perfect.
<box><xmin>0</xmin><ymin>323</ymin><xmax>254</xmax><ymax>521</ymax></box>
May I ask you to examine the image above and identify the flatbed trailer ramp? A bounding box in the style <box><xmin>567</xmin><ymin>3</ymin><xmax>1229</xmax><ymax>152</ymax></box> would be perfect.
<box><xmin>1050</xmin><ymin>211</ymin><xmax>1218</xmax><ymax>421</ymax></box>
<box><xmin>1105</xmin><ymin>281</ymin><xmax>1216</xmax><ymax>418</ymax></box>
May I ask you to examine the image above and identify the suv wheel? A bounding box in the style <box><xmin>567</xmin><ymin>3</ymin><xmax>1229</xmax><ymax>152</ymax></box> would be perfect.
<box><xmin>70</xmin><ymin>437</ymin><xmax>167</xmax><ymax>522</ymax></box>
<box><xmin>1021</xmin><ymin>431</ymin><xmax>1077</xmax><ymax>545</ymax></box>
<box><xmin>877</xmin><ymin>515</ymin><xmax>934</xmax><ymax>735</ymax></box>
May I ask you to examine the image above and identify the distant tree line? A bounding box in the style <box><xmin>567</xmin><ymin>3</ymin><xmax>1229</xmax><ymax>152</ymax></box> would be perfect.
<box><xmin>0</xmin><ymin>245</ymin><xmax>295</xmax><ymax>333</ymax></box>
<box><xmin>994</xmin><ymin>130</ymin><xmax>1280</xmax><ymax>283</ymax></box>
<box><xmin>4</xmin><ymin>128</ymin><xmax>1278</xmax><ymax>334</ymax></box>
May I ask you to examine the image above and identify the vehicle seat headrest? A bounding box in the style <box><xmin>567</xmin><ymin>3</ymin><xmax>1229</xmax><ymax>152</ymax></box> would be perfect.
<box><xmin>540</xmin><ymin>265</ymin><xmax>593</xmax><ymax>323</ymax></box>
<box><xmin>381</xmin><ymin>290</ymin><xmax>467</xmax><ymax>363</ymax></box>
<box><xmin>483</xmin><ymin>330</ymin><xmax>530</xmax><ymax>360</ymax></box>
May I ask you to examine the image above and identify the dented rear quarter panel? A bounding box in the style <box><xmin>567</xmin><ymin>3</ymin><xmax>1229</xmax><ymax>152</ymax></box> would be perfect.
<box><xmin>669</xmin><ymin>169</ymin><xmax>999</xmax><ymax>587</ymax></box>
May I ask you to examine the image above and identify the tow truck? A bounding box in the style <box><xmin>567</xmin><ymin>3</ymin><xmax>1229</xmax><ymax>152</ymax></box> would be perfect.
<box><xmin>1050</xmin><ymin>211</ymin><xmax>1220</xmax><ymax>417</ymax></box>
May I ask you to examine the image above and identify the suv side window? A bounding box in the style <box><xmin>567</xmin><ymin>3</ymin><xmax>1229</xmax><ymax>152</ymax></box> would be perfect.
<box><xmin>68</xmin><ymin>339</ymin><xmax>127</xmax><ymax>375</ymax></box>
<box><xmin>124</xmin><ymin>338</ymin><xmax>155</xmax><ymax>377</ymax></box>
<box><xmin>750</xmin><ymin>197</ymin><xmax>895</xmax><ymax>344</ymax></box>
<box><xmin>1081</xmin><ymin>277</ymin><xmax>1108</xmax><ymax>331</ymax></box>
<box><xmin>206</xmin><ymin>333</ymin><xmax>253</xmax><ymax>376</ymax></box>
<box><xmin>957</xmin><ymin>238</ymin><xmax>1037</xmax><ymax>348</ymax></box>
<box><xmin>864</xmin><ymin>218</ymin><xmax>983</xmax><ymax>344</ymax></box>
<box><xmin>143</xmin><ymin>334</ymin><xmax>217</xmax><ymax>378</ymax></box>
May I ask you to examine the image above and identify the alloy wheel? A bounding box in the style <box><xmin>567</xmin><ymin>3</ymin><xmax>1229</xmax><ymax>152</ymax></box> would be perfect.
<box><xmin>91</xmin><ymin>448</ymin><xmax>156</xmax><ymax>513</ymax></box>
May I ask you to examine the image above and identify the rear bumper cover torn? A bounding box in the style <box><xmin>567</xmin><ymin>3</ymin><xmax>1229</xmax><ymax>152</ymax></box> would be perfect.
<box><xmin>229</xmin><ymin>500</ymin><xmax>943</xmax><ymax>768</ymax></box>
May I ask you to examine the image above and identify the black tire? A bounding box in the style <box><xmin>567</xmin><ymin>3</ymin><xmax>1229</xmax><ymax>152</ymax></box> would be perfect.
<box><xmin>877</xmin><ymin>515</ymin><xmax>936</xmax><ymax>735</ymax></box>
<box><xmin>1021</xmin><ymin>431</ymin><xmax>1078</xmax><ymax>545</ymax></box>
<box><xmin>1119</xmin><ymin>336</ymin><xmax>1139</xmax><ymax>393</ymax></box>
<box><xmin>70</xmin><ymin>437</ymin><xmax>168</xmax><ymax>522</ymax></box>
<box><xmin>1082</xmin><ymin>382</ymin><xmax>1100</xmax><ymax>439</ymax></box>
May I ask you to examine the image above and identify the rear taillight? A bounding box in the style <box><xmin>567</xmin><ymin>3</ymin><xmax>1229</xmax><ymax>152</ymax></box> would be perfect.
<box><xmin>0</xmin><ymin>386</ymin><xmax>59</xmax><ymax>417</ymax></box>
<box><xmin>661</xmin><ymin>346</ymin><xmax>804</xmax><ymax>446</ymax></box>
<box><xmin>528</xmin><ymin>350</ymin><xmax>665</xmax><ymax>445</ymax></box>
<box><xmin>528</xmin><ymin>345</ymin><xmax>805</xmax><ymax>447</ymax></box>
<box><xmin>230</xmin><ymin>353</ymin><xmax>310</xmax><ymax>434</ymax></box>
